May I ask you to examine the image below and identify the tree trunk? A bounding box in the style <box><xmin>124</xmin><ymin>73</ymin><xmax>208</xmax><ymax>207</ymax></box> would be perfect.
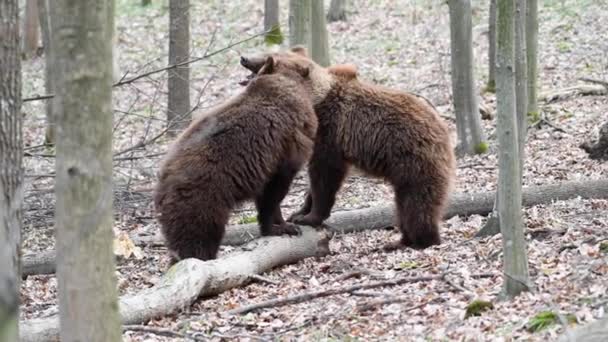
<box><xmin>167</xmin><ymin>0</ymin><xmax>191</xmax><ymax>136</ymax></box>
<box><xmin>37</xmin><ymin>0</ymin><xmax>55</xmax><ymax>145</ymax></box>
<box><xmin>496</xmin><ymin>0</ymin><xmax>529</xmax><ymax>297</ymax></box>
<box><xmin>487</xmin><ymin>0</ymin><xmax>497</xmax><ymax>92</ymax></box>
<box><xmin>22</xmin><ymin>0</ymin><xmax>40</xmax><ymax>59</ymax></box>
<box><xmin>0</xmin><ymin>0</ymin><xmax>22</xmax><ymax>340</ymax></box>
<box><xmin>264</xmin><ymin>0</ymin><xmax>279</xmax><ymax>32</ymax></box>
<box><xmin>327</xmin><ymin>0</ymin><xmax>346</xmax><ymax>22</ymax></box>
<box><xmin>20</xmin><ymin>228</ymin><xmax>330</xmax><ymax>342</ymax></box>
<box><xmin>448</xmin><ymin>0</ymin><xmax>487</xmax><ymax>156</ymax></box>
<box><xmin>515</xmin><ymin>0</ymin><xmax>528</xmax><ymax>162</ymax></box>
<box><xmin>526</xmin><ymin>0</ymin><xmax>539</xmax><ymax>116</ymax></box>
<box><xmin>289</xmin><ymin>0</ymin><xmax>311</xmax><ymax>49</ymax></box>
<box><xmin>311</xmin><ymin>0</ymin><xmax>330</xmax><ymax>66</ymax></box>
<box><xmin>50</xmin><ymin>0</ymin><xmax>121</xmax><ymax>341</ymax></box>
<box><xmin>22</xmin><ymin>179</ymin><xmax>608</xmax><ymax>277</ymax></box>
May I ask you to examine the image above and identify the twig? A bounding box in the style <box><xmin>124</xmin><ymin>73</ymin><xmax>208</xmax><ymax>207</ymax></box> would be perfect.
<box><xmin>249</xmin><ymin>274</ymin><xmax>280</xmax><ymax>286</ymax></box>
<box><xmin>227</xmin><ymin>272</ymin><xmax>494</xmax><ymax>315</ymax></box>
<box><xmin>579</xmin><ymin>77</ymin><xmax>608</xmax><ymax>88</ymax></box>
<box><xmin>22</xmin><ymin>29</ymin><xmax>269</xmax><ymax>102</ymax></box>
<box><xmin>357</xmin><ymin>296</ymin><xmax>434</xmax><ymax>312</ymax></box>
<box><xmin>123</xmin><ymin>325</ymin><xmax>190</xmax><ymax>340</ymax></box>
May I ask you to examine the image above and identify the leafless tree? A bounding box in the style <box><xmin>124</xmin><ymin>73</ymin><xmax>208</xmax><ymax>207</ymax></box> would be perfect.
<box><xmin>495</xmin><ymin>0</ymin><xmax>530</xmax><ymax>298</ymax></box>
<box><xmin>22</xmin><ymin>0</ymin><xmax>40</xmax><ymax>59</ymax></box>
<box><xmin>0</xmin><ymin>0</ymin><xmax>23</xmax><ymax>339</ymax></box>
<box><xmin>448</xmin><ymin>0</ymin><xmax>487</xmax><ymax>156</ymax></box>
<box><xmin>289</xmin><ymin>0</ymin><xmax>311</xmax><ymax>49</ymax></box>
<box><xmin>50</xmin><ymin>0</ymin><xmax>122</xmax><ymax>339</ymax></box>
<box><xmin>167</xmin><ymin>0</ymin><xmax>191</xmax><ymax>135</ymax></box>
<box><xmin>311</xmin><ymin>0</ymin><xmax>330</xmax><ymax>66</ymax></box>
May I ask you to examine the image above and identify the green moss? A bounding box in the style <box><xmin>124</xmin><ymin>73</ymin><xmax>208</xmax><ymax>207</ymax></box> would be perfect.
<box><xmin>238</xmin><ymin>216</ymin><xmax>257</xmax><ymax>224</ymax></box>
<box><xmin>464</xmin><ymin>300</ymin><xmax>494</xmax><ymax>319</ymax></box>
<box><xmin>475</xmin><ymin>141</ymin><xmax>489</xmax><ymax>154</ymax></box>
<box><xmin>599</xmin><ymin>241</ymin><xmax>608</xmax><ymax>254</ymax></box>
<box><xmin>397</xmin><ymin>261</ymin><xmax>419</xmax><ymax>270</ymax></box>
<box><xmin>527</xmin><ymin>111</ymin><xmax>541</xmax><ymax>124</ymax></box>
<box><xmin>526</xmin><ymin>311</ymin><xmax>577</xmax><ymax>333</ymax></box>
<box><xmin>485</xmin><ymin>80</ymin><xmax>496</xmax><ymax>93</ymax></box>
<box><xmin>264</xmin><ymin>24</ymin><xmax>284</xmax><ymax>46</ymax></box>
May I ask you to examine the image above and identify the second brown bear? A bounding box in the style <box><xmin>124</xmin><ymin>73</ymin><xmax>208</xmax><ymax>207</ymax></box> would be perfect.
<box><xmin>241</xmin><ymin>49</ymin><xmax>456</xmax><ymax>251</ymax></box>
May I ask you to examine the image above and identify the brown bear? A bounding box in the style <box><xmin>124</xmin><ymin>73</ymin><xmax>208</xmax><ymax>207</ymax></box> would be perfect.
<box><xmin>240</xmin><ymin>48</ymin><xmax>456</xmax><ymax>251</ymax></box>
<box><xmin>153</xmin><ymin>55</ymin><xmax>321</xmax><ymax>261</ymax></box>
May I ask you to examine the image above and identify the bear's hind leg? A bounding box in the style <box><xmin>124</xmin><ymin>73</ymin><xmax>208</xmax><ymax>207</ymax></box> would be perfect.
<box><xmin>385</xmin><ymin>183</ymin><xmax>442</xmax><ymax>251</ymax></box>
<box><xmin>256</xmin><ymin>162</ymin><xmax>301</xmax><ymax>236</ymax></box>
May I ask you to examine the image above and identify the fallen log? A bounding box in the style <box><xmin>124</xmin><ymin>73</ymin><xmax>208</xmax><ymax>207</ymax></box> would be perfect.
<box><xmin>21</xmin><ymin>179</ymin><xmax>608</xmax><ymax>277</ymax></box>
<box><xmin>539</xmin><ymin>84</ymin><xmax>606</xmax><ymax>104</ymax></box>
<box><xmin>20</xmin><ymin>227</ymin><xmax>330</xmax><ymax>342</ymax></box>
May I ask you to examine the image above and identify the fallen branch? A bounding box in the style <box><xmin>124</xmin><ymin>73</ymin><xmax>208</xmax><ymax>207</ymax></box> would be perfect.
<box><xmin>22</xmin><ymin>30</ymin><xmax>268</xmax><ymax>102</ymax></box>
<box><xmin>539</xmin><ymin>84</ymin><xmax>606</xmax><ymax>104</ymax></box>
<box><xmin>22</xmin><ymin>179</ymin><xmax>608</xmax><ymax>277</ymax></box>
<box><xmin>357</xmin><ymin>297</ymin><xmax>434</xmax><ymax>313</ymax></box>
<box><xmin>227</xmin><ymin>272</ymin><xmax>495</xmax><ymax>315</ymax></box>
<box><xmin>19</xmin><ymin>227</ymin><xmax>330</xmax><ymax>342</ymax></box>
<box><xmin>227</xmin><ymin>274</ymin><xmax>447</xmax><ymax>315</ymax></box>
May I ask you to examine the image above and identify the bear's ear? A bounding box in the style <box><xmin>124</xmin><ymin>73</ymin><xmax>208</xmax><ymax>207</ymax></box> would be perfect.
<box><xmin>258</xmin><ymin>56</ymin><xmax>276</xmax><ymax>75</ymax></box>
<box><xmin>299</xmin><ymin>63</ymin><xmax>311</xmax><ymax>78</ymax></box>
<box><xmin>328</xmin><ymin>63</ymin><xmax>358</xmax><ymax>80</ymax></box>
<box><xmin>290</xmin><ymin>45</ymin><xmax>309</xmax><ymax>57</ymax></box>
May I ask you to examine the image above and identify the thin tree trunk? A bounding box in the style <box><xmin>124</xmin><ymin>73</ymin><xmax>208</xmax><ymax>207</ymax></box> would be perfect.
<box><xmin>526</xmin><ymin>0</ymin><xmax>539</xmax><ymax>116</ymax></box>
<box><xmin>496</xmin><ymin>0</ymin><xmax>529</xmax><ymax>298</ymax></box>
<box><xmin>50</xmin><ymin>0</ymin><xmax>121</xmax><ymax>340</ymax></box>
<box><xmin>37</xmin><ymin>0</ymin><xmax>55</xmax><ymax>145</ymax></box>
<box><xmin>448</xmin><ymin>0</ymin><xmax>486</xmax><ymax>155</ymax></box>
<box><xmin>264</xmin><ymin>0</ymin><xmax>279</xmax><ymax>32</ymax></box>
<box><xmin>167</xmin><ymin>0</ymin><xmax>191</xmax><ymax>136</ymax></box>
<box><xmin>22</xmin><ymin>0</ymin><xmax>40</xmax><ymax>59</ymax></box>
<box><xmin>488</xmin><ymin>0</ymin><xmax>497</xmax><ymax>92</ymax></box>
<box><xmin>0</xmin><ymin>0</ymin><xmax>22</xmax><ymax>339</ymax></box>
<box><xmin>327</xmin><ymin>0</ymin><xmax>346</xmax><ymax>22</ymax></box>
<box><xmin>515</xmin><ymin>0</ymin><xmax>528</xmax><ymax>196</ymax></box>
<box><xmin>289</xmin><ymin>0</ymin><xmax>311</xmax><ymax>49</ymax></box>
<box><xmin>311</xmin><ymin>0</ymin><xmax>330</xmax><ymax>66</ymax></box>
<box><xmin>142</xmin><ymin>0</ymin><xmax>151</xmax><ymax>5</ymax></box>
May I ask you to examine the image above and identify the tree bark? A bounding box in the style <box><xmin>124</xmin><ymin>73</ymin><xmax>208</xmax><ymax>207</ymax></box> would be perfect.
<box><xmin>289</xmin><ymin>0</ymin><xmax>312</xmax><ymax>49</ymax></box>
<box><xmin>167</xmin><ymin>0</ymin><xmax>191</xmax><ymax>136</ymax></box>
<box><xmin>22</xmin><ymin>0</ymin><xmax>40</xmax><ymax>59</ymax></box>
<box><xmin>327</xmin><ymin>0</ymin><xmax>346</xmax><ymax>22</ymax></box>
<box><xmin>20</xmin><ymin>228</ymin><xmax>330</xmax><ymax>342</ymax></box>
<box><xmin>515</xmin><ymin>0</ymin><xmax>528</xmax><ymax>166</ymax></box>
<box><xmin>496</xmin><ymin>0</ymin><xmax>529</xmax><ymax>298</ymax></box>
<box><xmin>526</xmin><ymin>0</ymin><xmax>539</xmax><ymax>116</ymax></box>
<box><xmin>488</xmin><ymin>0</ymin><xmax>497</xmax><ymax>92</ymax></box>
<box><xmin>50</xmin><ymin>0</ymin><xmax>121</xmax><ymax>341</ymax></box>
<box><xmin>264</xmin><ymin>0</ymin><xmax>279</xmax><ymax>32</ymax></box>
<box><xmin>21</xmin><ymin>179</ymin><xmax>608</xmax><ymax>277</ymax></box>
<box><xmin>37</xmin><ymin>0</ymin><xmax>55</xmax><ymax>145</ymax></box>
<box><xmin>311</xmin><ymin>0</ymin><xmax>330</xmax><ymax>66</ymax></box>
<box><xmin>448</xmin><ymin>0</ymin><xmax>486</xmax><ymax>155</ymax></box>
<box><xmin>0</xmin><ymin>0</ymin><xmax>22</xmax><ymax>340</ymax></box>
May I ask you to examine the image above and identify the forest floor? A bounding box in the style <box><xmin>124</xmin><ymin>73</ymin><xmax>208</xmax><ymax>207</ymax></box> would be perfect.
<box><xmin>19</xmin><ymin>0</ymin><xmax>608</xmax><ymax>341</ymax></box>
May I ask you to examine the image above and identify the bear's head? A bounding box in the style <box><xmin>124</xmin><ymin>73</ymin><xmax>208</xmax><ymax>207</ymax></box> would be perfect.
<box><xmin>240</xmin><ymin>46</ymin><xmax>334</xmax><ymax>104</ymax></box>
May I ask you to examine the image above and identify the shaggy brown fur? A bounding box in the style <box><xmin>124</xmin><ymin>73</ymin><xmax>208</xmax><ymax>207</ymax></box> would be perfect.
<box><xmin>241</xmin><ymin>50</ymin><xmax>455</xmax><ymax>250</ymax></box>
<box><xmin>154</xmin><ymin>56</ymin><xmax>318</xmax><ymax>261</ymax></box>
